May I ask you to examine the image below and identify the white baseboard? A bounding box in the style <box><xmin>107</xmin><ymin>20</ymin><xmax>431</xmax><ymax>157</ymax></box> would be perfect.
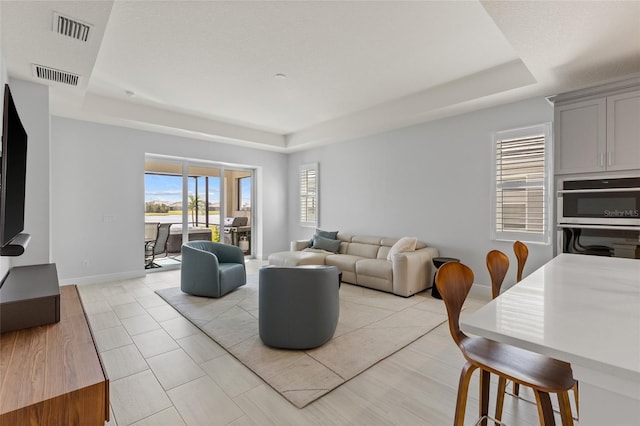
<box><xmin>59</xmin><ymin>269</ymin><xmax>145</xmax><ymax>286</ymax></box>
<box><xmin>469</xmin><ymin>282</ymin><xmax>492</xmax><ymax>300</ymax></box>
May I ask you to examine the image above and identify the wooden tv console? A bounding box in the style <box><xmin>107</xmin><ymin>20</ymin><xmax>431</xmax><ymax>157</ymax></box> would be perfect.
<box><xmin>0</xmin><ymin>284</ymin><xmax>109</xmax><ymax>425</ymax></box>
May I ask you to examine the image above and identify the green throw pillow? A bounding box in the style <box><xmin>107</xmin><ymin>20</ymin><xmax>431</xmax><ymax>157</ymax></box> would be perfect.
<box><xmin>315</xmin><ymin>228</ymin><xmax>339</xmax><ymax>240</ymax></box>
<box><xmin>312</xmin><ymin>235</ymin><xmax>341</xmax><ymax>253</ymax></box>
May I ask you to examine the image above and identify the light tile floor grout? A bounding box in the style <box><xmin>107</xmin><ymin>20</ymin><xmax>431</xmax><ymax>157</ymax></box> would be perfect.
<box><xmin>76</xmin><ymin>260</ymin><xmax>574</xmax><ymax>426</ymax></box>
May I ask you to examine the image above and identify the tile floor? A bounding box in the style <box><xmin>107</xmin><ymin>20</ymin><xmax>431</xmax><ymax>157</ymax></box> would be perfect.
<box><xmin>76</xmin><ymin>260</ymin><xmax>573</xmax><ymax>425</ymax></box>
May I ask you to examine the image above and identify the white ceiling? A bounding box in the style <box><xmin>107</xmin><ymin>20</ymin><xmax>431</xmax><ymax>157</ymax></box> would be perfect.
<box><xmin>2</xmin><ymin>1</ymin><xmax>639</xmax><ymax>152</ymax></box>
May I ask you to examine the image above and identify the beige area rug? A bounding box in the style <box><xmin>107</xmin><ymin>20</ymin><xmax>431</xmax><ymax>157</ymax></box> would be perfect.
<box><xmin>156</xmin><ymin>274</ymin><xmax>448</xmax><ymax>408</ymax></box>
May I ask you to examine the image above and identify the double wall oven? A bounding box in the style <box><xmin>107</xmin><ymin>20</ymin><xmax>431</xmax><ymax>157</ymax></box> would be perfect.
<box><xmin>557</xmin><ymin>176</ymin><xmax>640</xmax><ymax>258</ymax></box>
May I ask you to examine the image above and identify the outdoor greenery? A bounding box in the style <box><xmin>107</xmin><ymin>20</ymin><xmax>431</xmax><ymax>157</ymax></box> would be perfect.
<box><xmin>210</xmin><ymin>225</ymin><xmax>220</xmax><ymax>243</ymax></box>
<box><xmin>188</xmin><ymin>195</ymin><xmax>205</xmax><ymax>225</ymax></box>
<box><xmin>145</xmin><ymin>201</ymin><xmax>170</xmax><ymax>213</ymax></box>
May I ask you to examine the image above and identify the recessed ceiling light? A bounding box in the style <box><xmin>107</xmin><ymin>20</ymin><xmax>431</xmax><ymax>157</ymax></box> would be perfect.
<box><xmin>274</xmin><ymin>73</ymin><xmax>287</xmax><ymax>80</ymax></box>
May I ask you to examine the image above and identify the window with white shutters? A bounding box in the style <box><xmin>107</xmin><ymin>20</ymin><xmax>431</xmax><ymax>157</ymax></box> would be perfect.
<box><xmin>299</xmin><ymin>163</ymin><xmax>318</xmax><ymax>227</ymax></box>
<box><xmin>492</xmin><ymin>124</ymin><xmax>551</xmax><ymax>244</ymax></box>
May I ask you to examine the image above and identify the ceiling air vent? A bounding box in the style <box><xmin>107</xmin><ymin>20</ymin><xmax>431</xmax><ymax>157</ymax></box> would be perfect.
<box><xmin>32</xmin><ymin>64</ymin><xmax>80</xmax><ymax>86</ymax></box>
<box><xmin>53</xmin><ymin>12</ymin><xmax>93</xmax><ymax>42</ymax></box>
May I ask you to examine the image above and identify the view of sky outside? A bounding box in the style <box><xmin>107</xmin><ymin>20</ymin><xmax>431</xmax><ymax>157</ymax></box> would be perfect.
<box><xmin>145</xmin><ymin>174</ymin><xmax>220</xmax><ymax>205</ymax></box>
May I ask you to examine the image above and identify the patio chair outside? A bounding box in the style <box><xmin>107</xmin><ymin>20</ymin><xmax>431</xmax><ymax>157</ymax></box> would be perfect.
<box><xmin>145</xmin><ymin>223</ymin><xmax>171</xmax><ymax>268</ymax></box>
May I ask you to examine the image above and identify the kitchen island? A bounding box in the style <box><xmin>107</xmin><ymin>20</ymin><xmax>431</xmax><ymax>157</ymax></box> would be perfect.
<box><xmin>462</xmin><ymin>253</ymin><xmax>640</xmax><ymax>425</ymax></box>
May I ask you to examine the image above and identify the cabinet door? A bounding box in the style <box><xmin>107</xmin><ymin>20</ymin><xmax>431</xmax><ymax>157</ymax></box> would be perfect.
<box><xmin>554</xmin><ymin>98</ymin><xmax>606</xmax><ymax>174</ymax></box>
<box><xmin>607</xmin><ymin>90</ymin><xmax>640</xmax><ymax>172</ymax></box>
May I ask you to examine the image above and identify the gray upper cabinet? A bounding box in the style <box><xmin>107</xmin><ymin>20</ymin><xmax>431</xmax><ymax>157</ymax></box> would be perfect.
<box><xmin>551</xmin><ymin>77</ymin><xmax>640</xmax><ymax>175</ymax></box>
<box><xmin>555</xmin><ymin>98</ymin><xmax>606</xmax><ymax>174</ymax></box>
<box><xmin>606</xmin><ymin>90</ymin><xmax>640</xmax><ymax>172</ymax></box>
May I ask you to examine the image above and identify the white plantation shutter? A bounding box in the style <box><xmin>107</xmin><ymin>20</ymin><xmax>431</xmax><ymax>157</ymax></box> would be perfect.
<box><xmin>493</xmin><ymin>124</ymin><xmax>551</xmax><ymax>243</ymax></box>
<box><xmin>299</xmin><ymin>163</ymin><xmax>318</xmax><ymax>226</ymax></box>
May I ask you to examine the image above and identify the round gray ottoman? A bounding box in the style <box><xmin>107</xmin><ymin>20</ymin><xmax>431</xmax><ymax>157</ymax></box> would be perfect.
<box><xmin>258</xmin><ymin>265</ymin><xmax>340</xmax><ymax>349</ymax></box>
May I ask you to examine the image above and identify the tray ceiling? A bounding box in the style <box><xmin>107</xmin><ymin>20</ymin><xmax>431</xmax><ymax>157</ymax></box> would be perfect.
<box><xmin>2</xmin><ymin>1</ymin><xmax>639</xmax><ymax>151</ymax></box>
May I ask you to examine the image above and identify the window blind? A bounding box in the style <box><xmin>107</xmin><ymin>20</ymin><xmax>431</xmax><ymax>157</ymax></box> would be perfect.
<box><xmin>494</xmin><ymin>128</ymin><xmax>548</xmax><ymax>242</ymax></box>
<box><xmin>299</xmin><ymin>164</ymin><xmax>318</xmax><ymax>226</ymax></box>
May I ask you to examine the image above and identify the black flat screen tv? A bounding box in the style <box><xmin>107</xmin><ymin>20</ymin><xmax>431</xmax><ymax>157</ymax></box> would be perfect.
<box><xmin>0</xmin><ymin>84</ymin><xmax>28</xmax><ymax>247</ymax></box>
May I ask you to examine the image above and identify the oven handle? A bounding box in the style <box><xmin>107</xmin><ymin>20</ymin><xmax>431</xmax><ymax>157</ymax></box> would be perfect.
<box><xmin>557</xmin><ymin>187</ymin><xmax>640</xmax><ymax>196</ymax></box>
<box><xmin>557</xmin><ymin>223</ymin><xmax>640</xmax><ymax>231</ymax></box>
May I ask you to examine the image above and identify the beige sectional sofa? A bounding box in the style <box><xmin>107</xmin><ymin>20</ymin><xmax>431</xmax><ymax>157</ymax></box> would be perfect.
<box><xmin>268</xmin><ymin>234</ymin><xmax>439</xmax><ymax>297</ymax></box>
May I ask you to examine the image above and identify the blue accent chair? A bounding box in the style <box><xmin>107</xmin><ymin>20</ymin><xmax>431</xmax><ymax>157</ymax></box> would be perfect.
<box><xmin>181</xmin><ymin>241</ymin><xmax>246</xmax><ymax>298</ymax></box>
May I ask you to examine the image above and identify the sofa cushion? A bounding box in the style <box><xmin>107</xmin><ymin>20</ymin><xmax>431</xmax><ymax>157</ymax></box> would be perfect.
<box><xmin>325</xmin><ymin>254</ymin><xmax>362</xmax><ymax>273</ymax></box>
<box><xmin>377</xmin><ymin>246</ymin><xmax>391</xmax><ymax>260</ymax></box>
<box><xmin>386</xmin><ymin>237</ymin><xmax>417</xmax><ymax>260</ymax></box>
<box><xmin>356</xmin><ymin>259</ymin><xmax>393</xmax><ymax>292</ymax></box>
<box><xmin>346</xmin><ymin>242</ymin><xmax>380</xmax><ymax>258</ymax></box>
<box><xmin>380</xmin><ymin>237</ymin><xmax>398</xmax><ymax>247</ymax></box>
<box><xmin>356</xmin><ymin>259</ymin><xmax>392</xmax><ymax>280</ymax></box>
<box><xmin>337</xmin><ymin>241</ymin><xmax>349</xmax><ymax>254</ymax></box>
<box><xmin>334</xmin><ymin>234</ymin><xmax>352</xmax><ymax>254</ymax></box>
<box><xmin>337</xmin><ymin>233</ymin><xmax>353</xmax><ymax>242</ymax></box>
<box><xmin>352</xmin><ymin>235</ymin><xmax>383</xmax><ymax>245</ymax></box>
<box><xmin>268</xmin><ymin>251</ymin><xmax>329</xmax><ymax>267</ymax></box>
<box><xmin>311</xmin><ymin>235</ymin><xmax>342</xmax><ymax>253</ymax></box>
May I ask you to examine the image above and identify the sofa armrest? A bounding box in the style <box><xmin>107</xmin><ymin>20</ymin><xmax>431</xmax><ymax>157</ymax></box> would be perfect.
<box><xmin>390</xmin><ymin>246</ymin><xmax>439</xmax><ymax>297</ymax></box>
<box><xmin>291</xmin><ymin>239</ymin><xmax>311</xmax><ymax>251</ymax></box>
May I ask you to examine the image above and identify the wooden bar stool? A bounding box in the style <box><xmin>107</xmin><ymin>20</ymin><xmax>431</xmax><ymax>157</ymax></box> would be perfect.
<box><xmin>486</xmin><ymin>250</ymin><xmax>509</xmax><ymax>299</ymax></box>
<box><xmin>435</xmin><ymin>261</ymin><xmax>576</xmax><ymax>426</ymax></box>
<box><xmin>514</xmin><ymin>240</ymin><xmax>529</xmax><ymax>283</ymax></box>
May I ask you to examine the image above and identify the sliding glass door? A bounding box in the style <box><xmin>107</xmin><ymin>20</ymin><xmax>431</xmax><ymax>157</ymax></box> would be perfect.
<box><xmin>144</xmin><ymin>156</ymin><xmax>254</xmax><ymax>270</ymax></box>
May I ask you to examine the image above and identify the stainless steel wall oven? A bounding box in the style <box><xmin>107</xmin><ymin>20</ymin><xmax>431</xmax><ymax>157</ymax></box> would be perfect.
<box><xmin>557</xmin><ymin>177</ymin><xmax>640</xmax><ymax>226</ymax></box>
<box><xmin>557</xmin><ymin>176</ymin><xmax>640</xmax><ymax>258</ymax></box>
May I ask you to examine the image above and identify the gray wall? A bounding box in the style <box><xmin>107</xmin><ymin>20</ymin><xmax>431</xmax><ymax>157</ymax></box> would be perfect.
<box><xmin>287</xmin><ymin>96</ymin><xmax>555</xmax><ymax>291</ymax></box>
<box><xmin>50</xmin><ymin>116</ymin><xmax>288</xmax><ymax>284</ymax></box>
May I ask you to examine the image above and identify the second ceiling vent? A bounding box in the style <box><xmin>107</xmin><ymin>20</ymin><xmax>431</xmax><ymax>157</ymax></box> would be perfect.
<box><xmin>33</xmin><ymin>64</ymin><xmax>80</xmax><ymax>86</ymax></box>
<box><xmin>53</xmin><ymin>12</ymin><xmax>93</xmax><ymax>42</ymax></box>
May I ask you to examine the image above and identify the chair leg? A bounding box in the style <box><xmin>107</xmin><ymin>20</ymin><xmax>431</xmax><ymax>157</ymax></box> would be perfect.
<box><xmin>573</xmin><ymin>382</ymin><xmax>579</xmax><ymax>420</ymax></box>
<box><xmin>533</xmin><ymin>390</ymin><xmax>556</xmax><ymax>426</ymax></box>
<box><xmin>479</xmin><ymin>369</ymin><xmax>490</xmax><ymax>426</ymax></box>
<box><xmin>513</xmin><ymin>382</ymin><xmax>520</xmax><ymax>396</ymax></box>
<box><xmin>495</xmin><ymin>377</ymin><xmax>507</xmax><ymax>425</ymax></box>
<box><xmin>557</xmin><ymin>391</ymin><xmax>574</xmax><ymax>426</ymax></box>
<box><xmin>454</xmin><ymin>362</ymin><xmax>477</xmax><ymax>426</ymax></box>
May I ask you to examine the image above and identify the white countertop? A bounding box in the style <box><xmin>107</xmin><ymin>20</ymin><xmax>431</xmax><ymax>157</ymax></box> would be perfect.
<box><xmin>461</xmin><ymin>253</ymin><xmax>640</xmax><ymax>384</ymax></box>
